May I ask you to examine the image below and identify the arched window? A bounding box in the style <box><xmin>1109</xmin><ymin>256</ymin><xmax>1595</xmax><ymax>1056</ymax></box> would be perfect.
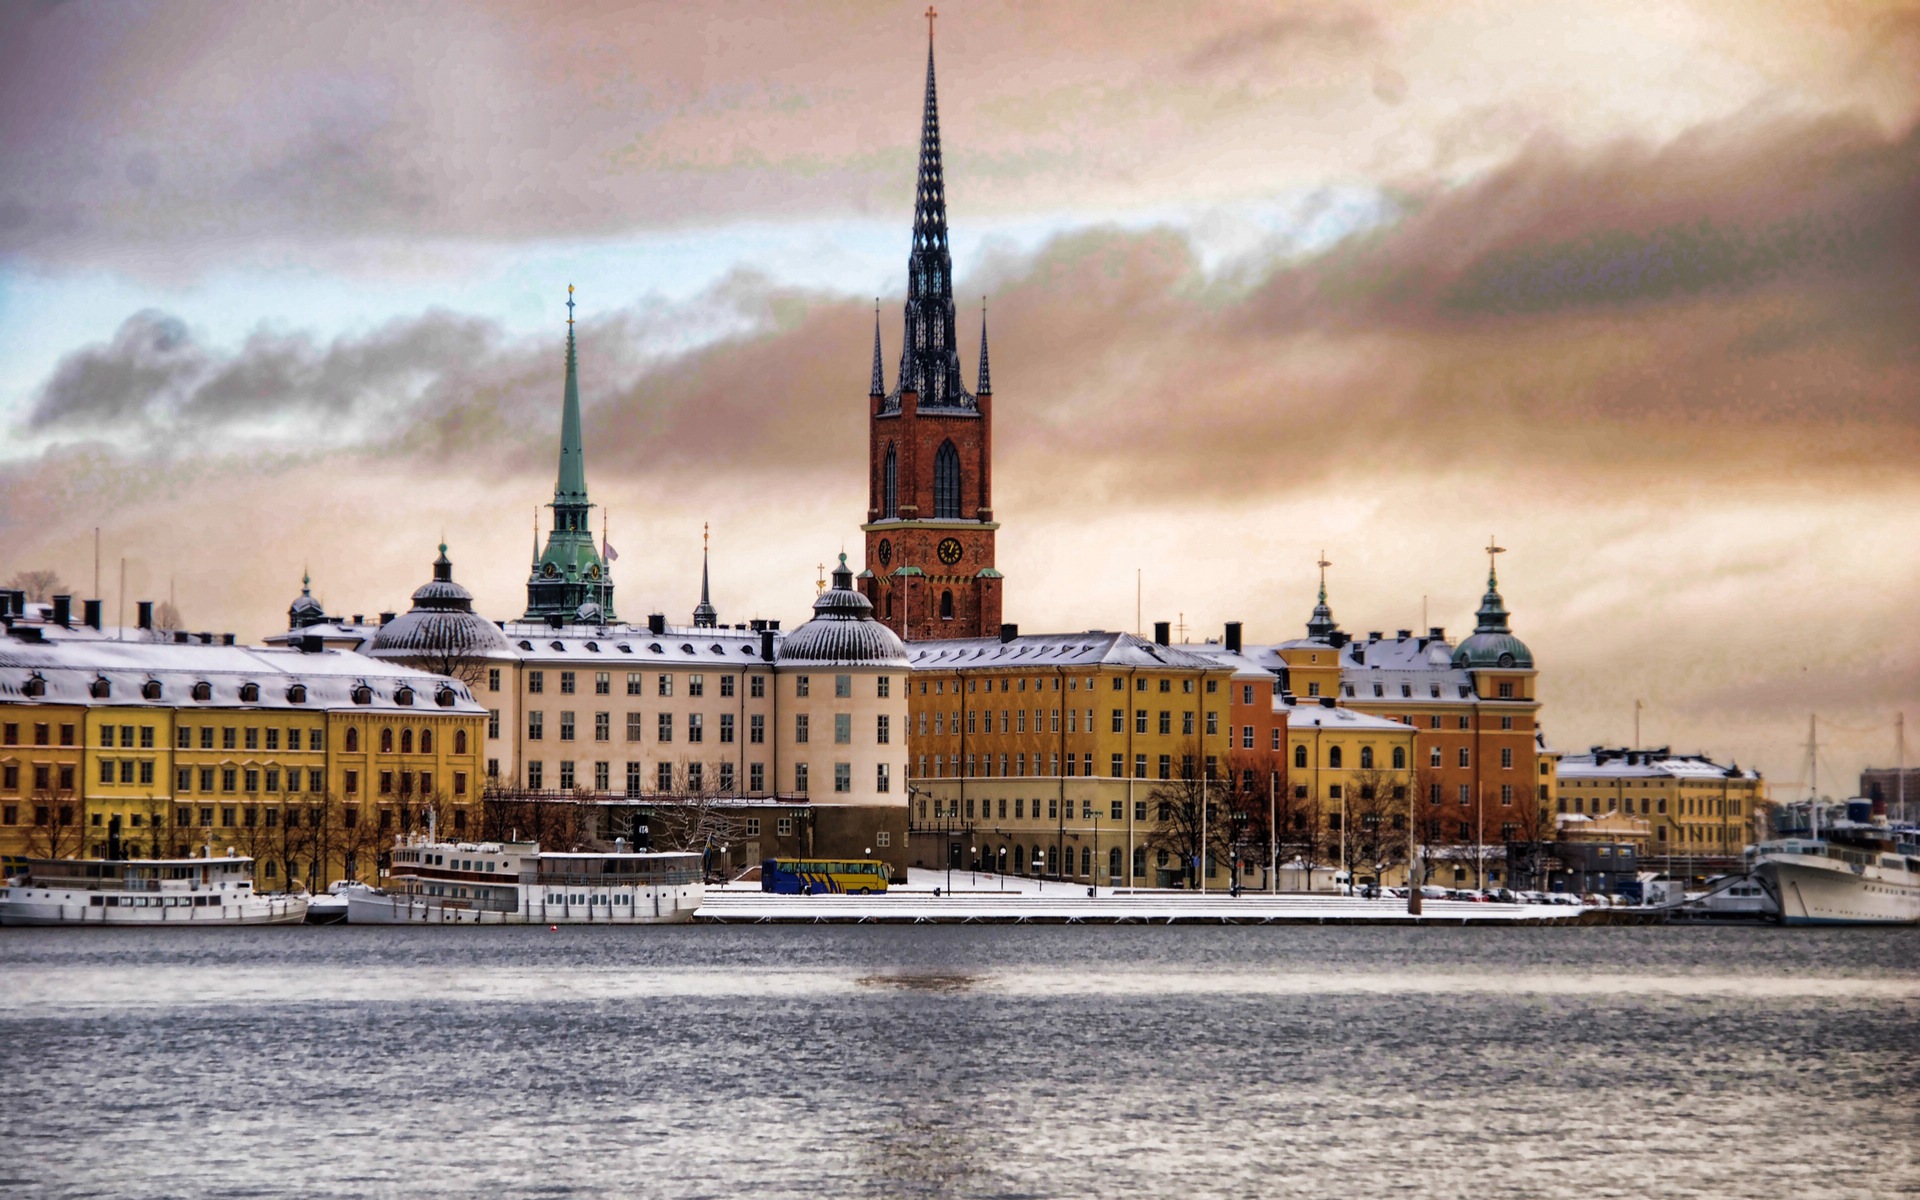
<box><xmin>1392</xmin><ymin>746</ymin><xmax>1406</xmax><ymax>770</ymax></box>
<box><xmin>1360</xmin><ymin>746</ymin><xmax>1374</xmax><ymax>769</ymax></box>
<box><xmin>454</xmin><ymin>730</ymin><xmax>467</xmax><ymax>754</ymax></box>
<box><xmin>1108</xmin><ymin>846</ymin><xmax>1122</xmax><ymax>880</ymax></box>
<box><xmin>345</xmin><ymin>728</ymin><xmax>359</xmax><ymax>752</ymax></box>
<box><xmin>381</xmin><ymin>728</ymin><xmax>394</xmax><ymax>753</ymax></box>
<box><xmin>885</xmin><ymin>592</ymin><xmax>894</xmax><ymax>619</ymax></box>
<box><xmin>883</xmin><ymin>443</ymin><xmax>898</xmax><ymax>518</ymax></box>
<box><xmin>1294</xmin><ymin>744</ymin><xmax>1307</xmax><ymax>770</ymax></box>
<box><xmin>420</xmin><ymin>729</ymin><xmax>433</xmax><ymax>754</ymax></box>
<box><xmin>1329</xmin><ymin>746</ymin><xmax>1343</xmax><ymax>769</ymax></box>
<box><xmin>1013</xmin><ymin>844</ymin><xmax>1026</xmax><ymax>874</ymax></box>
<box><xmin>1080</xmin><ymin>845</ymin><xmax>1091</xmax><ymax>876</ymax></box>
<box><xmin>940</xmin><ymin>590</ymin><xmax>954</xmax><ymax>620</ymax></box>
<box><xmin>400</xmin><ymin>729</ymin><xmax>413</xmax><ymax>754</ymax></box>
<box><xmin>933</xmin><ymin>440</ymin><xmax>961</xmax><ymax>518</ymax></box>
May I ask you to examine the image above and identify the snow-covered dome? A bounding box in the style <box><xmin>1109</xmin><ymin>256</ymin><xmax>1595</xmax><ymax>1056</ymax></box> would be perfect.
<box><xmin>1450</xmin><ymin>569</ymin><xmax>1533</xmax><ymax>670</ymax></box>
<box><xmin>370</xmin><ymin>545</ymin><xmax>512</xmax><ymax>657</ymax></box>
<box><xmin>287</xmin><ymin>573</ymin><xmax>328</xmax><ymax>629</ymax></box>
<box><xmin>576</xmin><ymin>600</ymin><xmax>604</xmax><ymax>624</ymax></box>
<box><xmin>777</xmin><ymin>554</ymin><xmax>908</xmax><ymax>667</ymax></box>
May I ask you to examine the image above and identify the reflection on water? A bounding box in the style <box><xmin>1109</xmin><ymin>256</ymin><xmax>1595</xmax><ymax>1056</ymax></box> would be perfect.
<box><xmin>2</xmin><ymin>926</ymin><xmax>1916</xmax><ymax>1200</ymax></box>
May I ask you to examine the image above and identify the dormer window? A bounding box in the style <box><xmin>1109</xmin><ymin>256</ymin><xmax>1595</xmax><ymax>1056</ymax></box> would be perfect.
<box><xmin>1430</xmin><ymin>684</ymin><xmax>1441</xmax><ymax>697</ymax></box>
<box><xmin>22</xmin><ymin>673</ymin><xmax>45</xmax><ymax>698</ymax></box>
<box><xmin>191</xmin><ymin>681</ymin><xmax>212</xmax><ymax>702</ymax></box>
<box><xmin>142</xmin><ymin>679</ymin><xmax>163</xmax><ymax>701</ymax></box>
<box><xmin>617</xmin><ymin>643</ymin><xmax>632</xmax><ymax>653</ymax></box>
<box><xmin>352</xmin><ymin>685</ymin><xmax>373</xmax><ymax>705</ymax></box>
<box><xmin>286</xmin><ymin>684</ymin><xmax>308</xmax><ymax>704</ymax></box>
<box><xmin>239</xmin><ymin>682</ymin><xmax>260</xmax><ymax>702</ymax></box>
<box><xmin>550</xmin><ymin>641</ymin><xmax>564</xmax><ymax>651</ymax></box>
<box><xmin>435</xmin><ymin>686</ymin><xmax>456</xmax><ymax>707</ymax></box>
<box><xmin>89</xmin><ymin>676</ymin><xmax>111</xmax><ymax>699</ymax></box>
<box><xmin>585</xmin><ymin>641</ymin><xmax>599</xmax><ymax>652</ymax></box>
<box><xmin>518</xmin><ymin>640</ymin><xmax>533</xmax><ymax>651</ymax></box>
<box><xmin>680</xmin><ymin>643</ymin><xmax>694</xmax><ymax>654</ymax></box>
<box><xmin>394</xmin><ymin>686</ymin><xmax>415</xmax><ymax>707</ymax></box>
<box><xmin>1401</xmin><ymin>685</ymin><xmax>1412</xmax><ymax>697</ymax></box>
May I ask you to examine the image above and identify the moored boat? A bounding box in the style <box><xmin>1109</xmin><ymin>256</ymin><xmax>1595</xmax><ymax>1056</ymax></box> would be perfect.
<box><xmin>304</xmin><ymin>879</ymin><xmax>380</xmax><ymax>924</ymax></box>
<box><xmin>0</xmin><ymin>850</ymin><xmax>308</xmax><ymax>926</ymax></box>
<box><xmin>345</xmin><ymin>835</ymin><xmax>702</xmax><ymax>925</ymax></box>
<box><xmin>1750</xmin><ymin>800</ymin><xmax>1920</xmax><ymax>926</ymax></box>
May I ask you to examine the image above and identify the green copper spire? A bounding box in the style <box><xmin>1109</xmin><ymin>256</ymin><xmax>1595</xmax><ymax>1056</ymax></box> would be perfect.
<box><xmin>524</xmin><ymin>285</ymin><xmax>613</xmax><ymax>623</ymax></box>
<box><xmin>555</xmin><ymin>285</ymin><xmax>588</xmax><ymax>506</ymax></box>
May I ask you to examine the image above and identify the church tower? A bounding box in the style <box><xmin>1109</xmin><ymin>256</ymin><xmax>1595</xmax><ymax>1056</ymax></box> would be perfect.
<box><xmin>525</xmin><ymin>287</ymin><xmax>615</xmax><ymax>623</ymax></box>
<box><xmin>860</xmin><ymin>13</ymin><xmax>1001</xmax><ymax>641</ymax></box>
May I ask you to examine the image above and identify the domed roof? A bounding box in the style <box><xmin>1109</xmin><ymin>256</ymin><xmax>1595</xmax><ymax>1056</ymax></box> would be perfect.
<box><xmin>288</xmin><ymin>572</ymin><xmax>327</xmax><ymax>629</ymax></box>
<box><xmin>777</xmin><ymin>554</ymin><xmax>908</xmax><ymax>666</ymax></box>
<box><xmin>371</xmin><ymin>545</ymin><xmax>512</xmax><ymax>657</ymax></box>
<box><xmin>1451</xmin><ymin>567</ymin><xmax>1533</xmax><ymax>670</ymax></box>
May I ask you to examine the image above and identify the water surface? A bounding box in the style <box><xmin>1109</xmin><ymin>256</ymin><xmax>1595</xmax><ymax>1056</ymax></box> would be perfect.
<box><xmin>2</xmin><ymin>925</ymin><xmax>1916</xmax><ymax>1199</ymax></box>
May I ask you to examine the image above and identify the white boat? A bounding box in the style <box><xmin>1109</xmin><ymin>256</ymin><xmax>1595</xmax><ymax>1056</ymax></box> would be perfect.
<box><xmin>1686</xmin><ymin>873</ymin><xmax>1778</xmax><ymax>920</ymax></box>
<box><xmin>304</xmin><ymin>879</ymin><xmax>380</xmax><ymax>924</ymax></box>
<box><xmin>0</xmin><ymin>851</ymin><xmax>308</xmax><ymax>926</ymax></box>
<box><xmin>346</xmin><ymin>835</ymin><xmax>703</xmax><ymax>925</ymax></box>
<box><xmin>1750</xmin><ymin>801</ymin><xmax>1920</xmax><ymax>926</ymax></box>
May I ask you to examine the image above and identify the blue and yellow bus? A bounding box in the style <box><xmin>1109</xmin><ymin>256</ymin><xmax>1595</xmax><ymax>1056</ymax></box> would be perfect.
<box><xmin>761</xmin><ymin>858</ymin><xmax>891</xmax><ymax>895</ymax></box>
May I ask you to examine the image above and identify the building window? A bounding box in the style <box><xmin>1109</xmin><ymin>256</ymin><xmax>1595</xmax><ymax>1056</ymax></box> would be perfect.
<box><xmin>795</xmin><ymin>714</ymin><xmax>809</xmax><ymax>744</ymax></box>
<box><xmin>794</xmin><ymin>676</ymin><xmax>809</xmax><ymax>699</ymax></box>
<box><xmin>658</xmin><ymin>674</ymin><xmax>674</xmax><ymax>697</ymax></box>
<box><xmin>835</xmin><ymin>674</ymin><xmax>853</xmax><ymax>699</ymax></box>
<box><xmin>487</xmin><ymin>710</ymin><xmax>501</xmax><ymax>739</ymax></box>
<box><xmin>795</xmin><ymin>763</ymin><xmax>809</xmax><ymax>794</ymax></box>
<box><xmin>528</xmin><ymin>670</ymin><xmax>544</xmax><ymax>694</ymax></box>
<box><xmin>750</xmin><ymin>675</ymin><xmax>765</xmax><ymax>699</ymax></box>
<box><xmin>626</xmin><ymin>672</ymin><xmax>643</xmax><ymax>696</ymax></box>
<box><xmin>933</xmin><ymin>439</ymin><xmax>961</xmax><ymax>518</ymax></box>
<box><xmin>1328</xmin><ymin>747</ymin><xmax>1343</xmax><ymax>769</ymax></box>
<box><xmin>559</xmin><ymin>671</ymin><xmax>576</xmax><ymax>695</ymax></box>
<box><xmin>875</xmin><ymin>714</ymin><xmax>891</xmax><ymax>745</ymax></box>
<box><xmin>658</xmin><ymin>713</ymin><xmax>673</xmax><ymax>743</ymax></box>
<box><xmin>750</xmin><ymin>762</ymin><xmax>765</xmax><ymax>793</ymax></box>
<box><xmin>883</xmin><ymin>442</ymin><xmax>898</xmax><ymax>517</ymax></box>
<box><xmin>528</xmin><ymin>712</ymin><xmax>544</xmax><ymax>741</ymax></box>
<box><xmin>657</xmin><ymin>762</ymin><xmax>673</xmax><ymax>792</ymax></box>
<box><xmin>876</xmin><ymin>763</ymin><xmax>890</xmax><ymax>793</ymax></box>
<box><xmin>527</xmin><ymin>762</ymin><xmax>543</xmax><ymax>789</ymax></box>
<box><xmin>593</xmin><ymin>671</ymin><xmax>610</xmax><ymax>696</ymax></box>
<box><xmin>560</xmin><ymin>712</ymin><xmax>576</xmax><ymax>742</ymax></box>
<box><xmin>834</xmin><ymin>713</ymin><xmax>851</xmax><ymax>745</ymax></box>
<box><xmin>488</xmin><ymin>668</ymin><xmax>501</xmax><ymax>692</ymax></box>
<box><xmin>1501</xmin><ymin>747</ymin><xmax>1513</xmax><ymax>769</ymax></box>
<box><xmin>750</xmin><ymin>714</ymin><xmax>765</xmax><ymax>745</ymax></box>
<box><xmin>558</xmin><ymin>761</ymin><xmax>575</xmax><ymax>790</ymax></box>
<box><xmin>720</xmin><ymin>713</ymin><xmax>735</xmax><ymax>744</ymax></box>
<box><xmin>1458</xmin><ymin>747</ymin><xmax>1470</xmax><ymax>768</ymax></box>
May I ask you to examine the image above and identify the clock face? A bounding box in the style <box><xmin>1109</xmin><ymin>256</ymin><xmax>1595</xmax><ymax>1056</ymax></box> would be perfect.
<box><xmin>937</xmin><ymin>537</ymin><xmax>964</xmax><ymax>567</ymax></box>
<box><xmin>588</xmin><ymin>564</ymin><xmax>601</xmax><ymax>580</ymax></box>
<box><xmin>877</xmin><ymin>538</ymin><xmax>892</xmax><ymax>567</ymax></box>
<box><xmin>542</xmin><ymin>562</ymin><xmax>558</xmax><ymax>578</ymax></box>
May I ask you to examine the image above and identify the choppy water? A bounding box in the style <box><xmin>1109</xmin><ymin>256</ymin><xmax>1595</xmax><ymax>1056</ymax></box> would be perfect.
<box><xmin>2</xmin><ymin>926</ymin><xmax>1916</xmax><ymax>1200</ymax></box>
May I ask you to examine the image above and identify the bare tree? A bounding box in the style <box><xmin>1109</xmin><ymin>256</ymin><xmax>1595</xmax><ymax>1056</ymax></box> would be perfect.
<box><xmin>24</xmin><ymin>790</ymin><xmax>86</xmax><ymax>859</ymax></box>
<box><xmin>482</xmin><ymin>787</ymin><xmax>600</xmax><ymax>851</ymax></box>
<box><xmin>1346</xmin><ymin>766</ymin><xmax>1414</xmax><ymax>889</ymax></box>
<box><xmin>405</xmin><ymin>618</ymin><xmax>493</xmax><ymax>691</ymax></box>
<box><xmin>152</xmin><ymin>600</ymin><xmax>185</xmax><ymax>634</ymax></box>
<box><xmin>1144</xmin><ymin>742</ymin><xmax>1240</xmax><ymax>889</ymax></box>
<box><xmin>643</xmin><ymin>758</ymin><xmax>751</xmax><ymax>879</ymax></box>
<box><xmin>6</xmin><ymin>569</ymin><xmax>68</xmax><ymax>603</ymax></box>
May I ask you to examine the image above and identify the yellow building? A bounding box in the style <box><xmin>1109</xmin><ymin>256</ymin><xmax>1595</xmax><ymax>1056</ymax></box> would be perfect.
<box><xmin>904</xmin><ymin>630</ymin><xmax>1237</xmax><ymax>887</ymax></box>
<box><xmin>1282</xmin><ymin>698</ymin><xmax>1421</xmax><ymax>888</ymax></box>
<box><xmin>1555</xmin><ymin>747</ymin><xmax>1765</xmax><ymax>864</ymax></box>
<box><xmin>0</xmin><ymin>619</ymin><xmax>486</xmax><ymax>888</ymax></box>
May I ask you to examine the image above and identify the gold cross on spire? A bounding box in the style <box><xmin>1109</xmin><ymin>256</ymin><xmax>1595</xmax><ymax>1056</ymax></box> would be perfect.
<box><xmin>1317</xmin><ymin>550</ymin><xmax>1332</xmax><ymax>585</ymax></box>
<box><xmin>566</xmin><ymin>284</ymin><xmax>575</xmax><ymax>326</ymax></box>
<box><xmin>926</xmin><ymin>4</ymin><xmax>937</xmax><ymax>41</ymax></box>
<box><xmin>1487</xmin><ymin>535</ymin><xmax>1506</xmax><ymax>562</ymax></box>
<box><xmin>817</xmin><ymin>562</ymin><xmax>828</xmax><ymax>592</ymax></box>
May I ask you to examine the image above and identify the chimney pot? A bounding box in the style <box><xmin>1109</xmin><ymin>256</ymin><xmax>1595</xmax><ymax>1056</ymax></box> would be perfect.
<box><xmin>1430</xmin><ymin>626</ymin><xmax>1445</xmax><ymax>639</ymax></box>
<box><xmin>1396</xmin><ymin>629</ymin><xmax>1412</xmax><ymax>640</ymax></box>
<box><xmin>83</xmin><ymin>599</ymin><xmax>103</xmax><ymax>630</ymax></box>
<box><xmin>1153</xmin><ymin>621</ymin><xmax>1170</xmax><ymax>646</ymax></box>
<box><xmin>999</xmin><ymin>623</ymin><xmax>1018</xmax><ymax>643</ymax></box>
<box><xmin>173</xmin><ymin>631</ymin><xmax>189</xmax><ymax>644</ymax></box>
<box><xmin>760</xmin><ymin>629</ymin><xmax>775</xmax><ymax>662</ymax></box>
<box><xmin>352</xmin><ymin>614</ymin><xmax>364</xmax><ymax>625</ymax></box>
<box><xmin>137</xmin><ymin>601</ymin><xmax>153</xmax><ymax>630</ymax></box>
<box><xmin>221</xmin><ymin>633</ymin><xmax>235</xmax><ymax>646</ymax></box>
<box><xmin>52</xmin><ymin>594</ymin><xmax>72</xmax><ymax>627</ymax></box>
<box><xmin>379</xmin><ymin>612</ymin><xmax>396</xmax><ymax>626</ymax></box>
<box><xmin>648</xmin><ymin>613</ymin><xmax>666</xmax><ymax>635</ymax></box>
<box><xmin>301</xmin><ymin>635</ymin><xmax>324</xmax><ymax>654</ymax></box>
<box><xmin>1224</xmin><ymin>621</ymin><xmax>1242</xmax><ymax>653</ymax></box>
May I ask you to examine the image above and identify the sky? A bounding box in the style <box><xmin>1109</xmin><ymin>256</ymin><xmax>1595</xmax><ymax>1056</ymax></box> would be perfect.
<box><xmin>1</xmin><ymin>0</ymin><xmax>1916</xmax><ymax>796</ymax></box>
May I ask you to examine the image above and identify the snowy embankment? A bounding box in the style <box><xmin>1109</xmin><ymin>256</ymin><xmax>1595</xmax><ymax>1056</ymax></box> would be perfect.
<box><xmin>696</xmin><ymin>886</ymin><xmax>1596</xmax><ymax>925</ymax></box>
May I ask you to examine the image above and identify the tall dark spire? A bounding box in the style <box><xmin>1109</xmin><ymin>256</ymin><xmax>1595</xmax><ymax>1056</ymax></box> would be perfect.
<box><xmin>976</xmin><ymin>300</ymin><xmax>992</xmax><ymax>395</ymax></box>
<box><xmin>870</xmin><ymin>303</ymin><xmax>886</xmax><ymax>397</ymax></box>
<box><xmin>884</xmin><ymin>18</ymin><xmax>972</xmax><ymax>414</ymax></box>
<box><xmin>1306</xmin><ymin>551</ymin><xmax>1339</xmax><ymax>641</ymax></box>
<box><xmin>693</xmin><ymin>523</ymin><xmax>717</xmax><ymax>628</ymax></box>
<box><xmin>556</xmin><ymin>286</ymin><xmax>587</xmax><ymax>506</ymax></box>
<box><xmin>525</xmin><ymin>286</ymin><xmax>613</xmax><ymax>622</ymax></box>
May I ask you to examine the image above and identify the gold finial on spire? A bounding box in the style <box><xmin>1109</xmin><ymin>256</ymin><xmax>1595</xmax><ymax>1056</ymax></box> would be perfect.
<box><xmin>926</xmin><ymin>4</ymin><xmax>937</xmax><ymax>41</ymax></box>
<box><xmin>817</xmin><ymin>562</ymin><xmax>828</xmax><ymax>593</ymax></box>
<box><xmin>566</xmin><ymin>284</ymin><xmax>576</xmax><ymax>327</ymax></box>
<box><xmin>1317</xmin><ymin>550</ymin><xmax>1332</xmax><ymax>582</ymax></box>
<box><xmin>704</xmin><ymin>521</ymin><xmax>710</xmax><ymax>552</ymax></box>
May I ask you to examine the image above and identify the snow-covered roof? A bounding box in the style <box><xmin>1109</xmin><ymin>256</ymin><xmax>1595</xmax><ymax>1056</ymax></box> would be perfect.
<box><xmin>1558</xmin><ymin>750</ymin><xmax>1758</xmax><ymax>781</ymax></box>
<box><xmin>496</xmin><ymin>620</ymin><xmax>780</xmax><ymax>669</ymax></box>
<box><xmin>1175</xmin><ymin>644</ymin><xmax>1283</xmax><ymax>680</ymax></box>
<box><xmin>0</xmin><ymin>638</ymin><xmax>483</xmax><ymax>714</ymax></box>
<box><xmin>1280</xmin><ymin>700</ymin><xmax>1413</xmax><ymax>733</ymax></box>
<box><xmin>907</xmin><ymin>631</ymin><xmax>1231</xmax><ymax>672</ymax></box>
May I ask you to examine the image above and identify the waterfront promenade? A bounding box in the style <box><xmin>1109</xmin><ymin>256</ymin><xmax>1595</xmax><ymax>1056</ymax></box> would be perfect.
<box><xmin>696</xmin><ymin>870</ymin><xmax>1608</xmax><ymax>924</ymax></box>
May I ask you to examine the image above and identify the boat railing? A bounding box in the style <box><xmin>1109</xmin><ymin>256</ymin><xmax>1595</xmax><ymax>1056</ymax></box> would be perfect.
<box><xmin>534</xmin><ymin>869</ymin><xmax>701</xmax><ymax>887</ymax></box>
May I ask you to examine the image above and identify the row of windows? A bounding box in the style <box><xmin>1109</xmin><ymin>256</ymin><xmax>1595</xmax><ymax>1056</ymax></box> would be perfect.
<box><xmin>915</xmin><ymin>751</ymin><xmax>1229</xmax><ymax>782</ymax></box>
<box><xmin>1</xmin><ymin>722</ymin><xmax>77</xmax><ymax>747</ymax></box>
<box><xmin>158</xmin><ymin>804</ymin><xmax>468</xmax><ymax>832</ymax></box>
<box><xmin>176</xmin><ymin>766</ymin><xmax>329</xmax><ymax>795</ymax></box>
<box><xmin>339</xmin><ymin>727</ymin><xmax>464</xmax><ymax>755</ymax></box>
<box><xmin>914</xmin><ymin>708</ymin><xmax>1227</xmax><ymax>738</ymax></box>
<box><xmin>0</xmin><ymin>763</ymin><xmax>77</xmax><ymax>793</ymax></box>
<box><xmin>922</xmin><ymin>796</ymin><xmax>1148</xmax><ymax>823</ymax></box>
<box><xmin>522</xmin><ymin>711</ymin><xmax>775</xmax><ymax>745</ymax></box>
<box><xmin>173</xmin><ymin>726</ymin><xmax>323</xmax><ymax>752</ymax></box>
<box><xmin>516</xmin><ymin>759</ymin><xmax>892</xmax><ymax>797</ymax></box>
<box><xmin>917</xmin><ymin>675</ymin><xmax>1222</xmax><ymax>697</ymax></box>
<box><xmin>515</xmin><ymin>670</ymin><xmax>891</xmax><ymax>702</ymax></box>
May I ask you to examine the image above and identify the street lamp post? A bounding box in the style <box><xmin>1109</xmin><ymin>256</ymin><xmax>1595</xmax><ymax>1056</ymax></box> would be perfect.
<box><xmin>996</xmin><ymin>845</ymin><xmax>1006</xmax><ymax>891</ymax></box>
<box><xmin>1034</xmin><ymin>850</ymin><xmax>1045</xmax><ymax>892</ymax></box>
<box><xmin>970</xmin><ymin>845</ymin><xmax>977</xmax><ymax>886</ymax></box>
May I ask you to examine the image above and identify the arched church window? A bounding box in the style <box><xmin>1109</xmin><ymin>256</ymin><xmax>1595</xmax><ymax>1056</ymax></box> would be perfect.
<box><xmin>1329</xmin><ymin>746</ymin><xmax>1343</xmax><ymax>769</ymax></box>
<box><xmin>380</xmin><ymin>728</ymin><xmax>394</xmax><ymax>753</ymax></box>
<box><xmin>934</xmin><ymin>440</ymin><xmax>961</xmax><ymax>519</ymax></box>
<box><xmin>400</xmin><ymin>729</ymin><xmax>413</xmax><ymax>754</ymax></box>
<box><xmin>1294</xmin><ymin>745</ymin><xmax>1307</xmax><ymax>770</ymax></box>
<box><xmin>884</xmin><ymin>444</ymin><xmax>898</xmax><ymax>518</ymax></box>
<box><xmin>940</xmin><ymin>590</ymin><xmax>954</xmax><ymax>621</ymax></box>
<box><xmin>1360</xmin><ymin>746</ymin><xmax>1374</xmax><ymax>769</ymax></box>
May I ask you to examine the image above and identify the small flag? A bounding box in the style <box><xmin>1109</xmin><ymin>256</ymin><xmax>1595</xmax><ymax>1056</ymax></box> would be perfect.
<box><xmin>603</xmin><ymin>540</ymin><xmax>619</xmax><ymax>562</ymax></box>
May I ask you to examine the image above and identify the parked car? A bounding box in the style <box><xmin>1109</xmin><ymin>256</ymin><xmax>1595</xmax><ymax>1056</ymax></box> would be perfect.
<box><xmin>1419</xmin><ymin>885</ymin><xmax>1449</xmax><ymax>900</ymax></box>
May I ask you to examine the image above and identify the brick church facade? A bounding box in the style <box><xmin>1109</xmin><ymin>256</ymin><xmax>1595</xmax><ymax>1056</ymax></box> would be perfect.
<box><xmin>858</xmin><ymin>25</ymin><xmax>1003</xmax><ymax>641</ymax></box>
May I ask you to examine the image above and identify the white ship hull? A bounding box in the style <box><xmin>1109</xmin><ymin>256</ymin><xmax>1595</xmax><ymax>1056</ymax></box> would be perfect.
<box><xmin>346</xmin><ymin>883</ymin><xmax>701</xmax><ymax>925</ymax></box>
<box><xmin>1756</xmin><ymin>853</ymin><xmax>1920</xmax><ymax>926</ymax></box>
<box><xmin>0</xmin><ymin>888</ymin><xmax>308</xmax><ymax>927</ymax></box>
